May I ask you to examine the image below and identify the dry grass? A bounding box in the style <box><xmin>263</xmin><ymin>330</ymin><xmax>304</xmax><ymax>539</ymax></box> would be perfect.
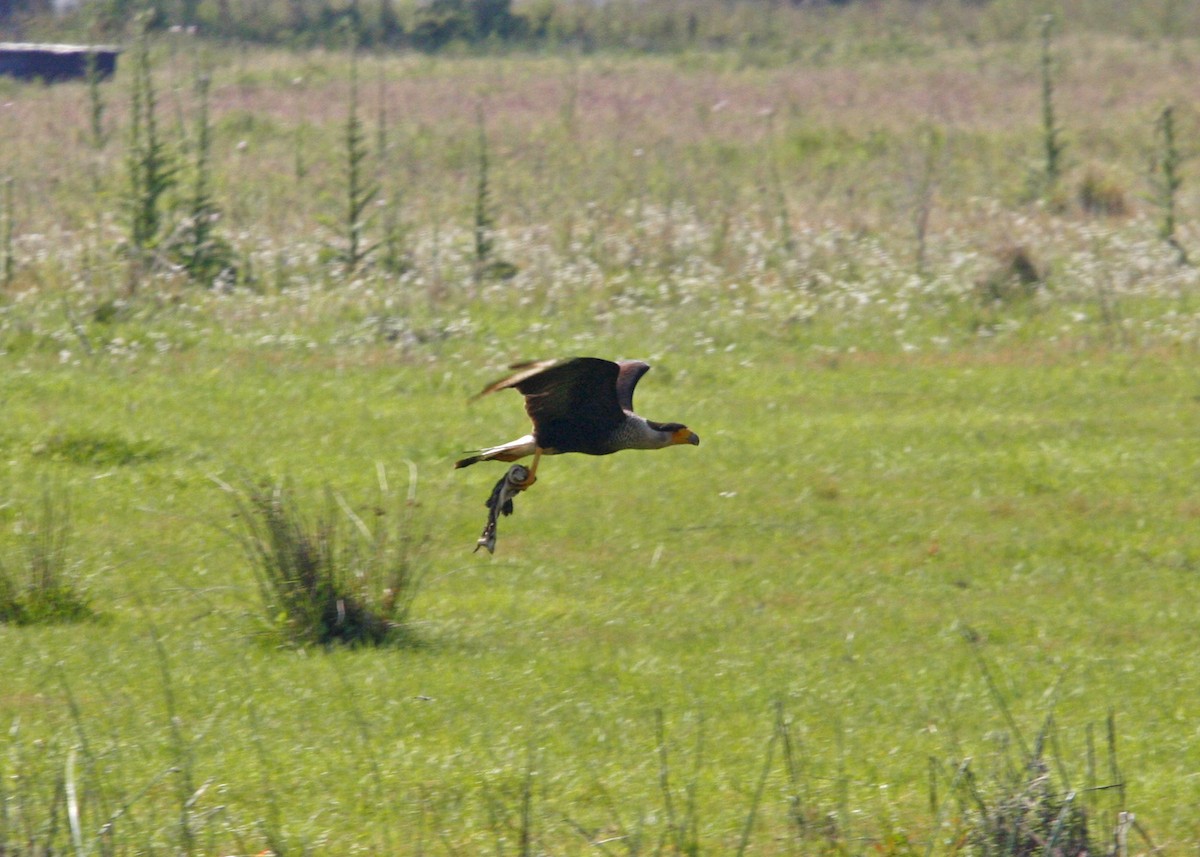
<box><xmin>2</xmin><ymin>44</ymin><xmax>1193</xmax><ymax>365</ymax></box>
<box><xmin>2</xmin><ymin>35</ymin><xmax>1199</xmax><ymax>236</ymax></box>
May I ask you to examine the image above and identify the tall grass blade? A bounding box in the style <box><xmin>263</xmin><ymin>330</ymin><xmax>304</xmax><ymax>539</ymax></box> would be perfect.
<box><xmin>963</xmin><ymin>627</ymin><xmax>1032</xmax><ymax>765</ymax></box>
<box><xmin>734</xmin><ymin>728</ymin><xmax>776</xmax><ymax>857</ymax></box>
<box><xmin>774</xmin><ymin>700</ymin><xmax>809</xmax><ymax>847</ymax></box>
<box><xmin>328</xmin><ymin>661</ymin><xmax>397</xmax><ymax>856</ymax></box>
<box><xmin>66</xmin><ymin>747</ymin><xmax>85</xmax><ymax>857</ymax></box>
<box><xmin>654</xmin><ymin>710</ymin><xmax>702</xmax><ymax>857</ymax></box>
<box><xmin>148</xmin><ymin>621</ymin><xmax>197</xmax><ymax>857</ymax></box>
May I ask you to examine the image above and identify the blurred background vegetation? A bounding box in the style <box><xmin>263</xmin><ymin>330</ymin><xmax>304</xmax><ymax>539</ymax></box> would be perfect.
<box><xmin>2</xmin><ymin>0</ymin><xmax>1200</xmax><ymax>53</ymax></box>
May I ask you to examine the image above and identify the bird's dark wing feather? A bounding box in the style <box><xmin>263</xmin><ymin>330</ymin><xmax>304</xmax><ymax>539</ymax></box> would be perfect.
<box><xmin>614</xmin><ymin>360</ymin><xmax>650</xmax><ymax>412</ymax></box>
<box><xmin>473</xmin><ymin>359</ymin><xmax>559</xmax><ymax>400</ymax></box>
<box><xmin>474</xmin><ymin>357</ymin><xmax>628</xmax><ymax>452</ymax></box>
<box><xmin>515</xmin><ymin>358</ymin><xmax>624</xmax><ymax>430</ymax></box>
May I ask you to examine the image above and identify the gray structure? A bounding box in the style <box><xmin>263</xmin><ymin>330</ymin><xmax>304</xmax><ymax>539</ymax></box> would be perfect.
<box><xmin>0</xmin><ymin>42</ymin><xmax>120</xmax><ymax>81</ymax></box>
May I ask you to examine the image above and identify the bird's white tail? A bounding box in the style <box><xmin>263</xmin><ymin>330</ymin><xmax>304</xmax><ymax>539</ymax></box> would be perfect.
<box><xmin>454</xmin><ymin>434</ymin><xmax>537</xmax><ymax>469</ymax></box>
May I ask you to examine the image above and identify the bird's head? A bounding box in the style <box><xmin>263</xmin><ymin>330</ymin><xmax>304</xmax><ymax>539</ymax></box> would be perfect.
<box><xmin>652</xmin><ymin>422</ymin><xmax>700</xmax><ymax>447</ymax></box>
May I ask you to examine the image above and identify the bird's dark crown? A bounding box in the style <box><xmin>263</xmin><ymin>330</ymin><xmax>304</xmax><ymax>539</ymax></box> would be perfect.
<box><xmin>647</xmin><ymin>421</ymin><xmax>688</xmax><ymax>432</ymax></box>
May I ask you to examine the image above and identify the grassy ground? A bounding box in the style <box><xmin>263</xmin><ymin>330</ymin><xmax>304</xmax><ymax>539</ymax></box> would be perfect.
<box><xmin>3</xmin><ymin>339</ymin><xmax>1198</xmax><ymax>853</ymax></box>
<box><xmin>2</xmin><ymin>8</ymin><xmax>1200</xmax><ymax>855</ymax></box>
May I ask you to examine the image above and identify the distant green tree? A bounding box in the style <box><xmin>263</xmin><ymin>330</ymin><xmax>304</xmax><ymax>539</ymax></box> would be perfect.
<box><xmin>410</xmin><ymin>0</ymin><xmax>525</xmax><ymax>50</ymax></box>
<box><xmin>0</xmin><ymin>0</ymin><xmax>52</xmax><ymax>22</ymax></box>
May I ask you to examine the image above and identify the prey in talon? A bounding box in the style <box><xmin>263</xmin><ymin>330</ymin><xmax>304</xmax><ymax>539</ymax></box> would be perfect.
<box><xmin>475</xmin><ymin>464</ymin><xmax>529</xmax><ymax>554</ymax></box>
<box><xmin>458</xmin><ymin>357</ymin><xmax>700</xmax><ymax>552</ymax></box>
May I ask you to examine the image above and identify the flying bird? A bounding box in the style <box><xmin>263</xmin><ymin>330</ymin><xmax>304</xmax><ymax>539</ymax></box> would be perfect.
<box><xmin>456</xmin><ymin>357</ymin><xmax>700</xmax><ymax>489</ymax></box>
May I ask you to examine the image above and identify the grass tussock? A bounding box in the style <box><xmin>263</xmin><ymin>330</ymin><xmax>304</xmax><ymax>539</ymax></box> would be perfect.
<box><xmin>32</xmin><ymin>430</ymin><xmax>167</xmax><ymax>468</ymax></box>
<box><xmin>966</xmin><ymin>761</ymin><xmax>1091</xmax><ymax>857</ymax></box>
<box><xmin>226</xmin><ymin>470</ymin><xmax>424</xmax><ymax>648</ymax></box>
<box><xmin>1078</xmin><ymin>167</ymin><xmax>1130</xmax><ymax>219</ymax></box>
<box><xmin>0</xmin><ymin>489</ymin><xmax>93</xmax><ymax>626</ymax></box>
<box><xmin>942</xmin><ymin>636</ymin><xmax>1156</xmax><ymax>857</ymax></box>
<box><xmin>974</xmin><ymin>244</ymin><xmax>1045</xmax><ymax>306</ymax></box>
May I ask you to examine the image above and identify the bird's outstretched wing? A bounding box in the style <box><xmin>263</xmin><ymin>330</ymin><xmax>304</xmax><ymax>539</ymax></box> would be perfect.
<box><xmin>475</xmin><ymin>357</ymin><xmax>628</xmax><ymax>432</ymax></box>
<box><xmin>471</xmin><ymin>359</ymin><xmax>563</xmax><ymax>400</ymax></box>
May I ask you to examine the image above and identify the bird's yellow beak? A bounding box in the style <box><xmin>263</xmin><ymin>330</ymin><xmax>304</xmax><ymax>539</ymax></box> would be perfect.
<box><xmin>673</xmin><ymin>428</ymin><xmax>700</xmax><ymax>446</ymax></box>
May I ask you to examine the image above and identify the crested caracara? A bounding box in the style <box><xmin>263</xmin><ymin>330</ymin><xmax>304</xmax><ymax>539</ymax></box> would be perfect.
<box><xmin>456</xmin><ymin>357</ymin><xmax>699</xmax><ymax>488</ymax></box>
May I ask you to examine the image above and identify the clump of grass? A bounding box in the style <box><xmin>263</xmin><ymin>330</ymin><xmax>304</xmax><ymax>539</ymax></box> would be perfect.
<box><xmin>33</xmin><ymin>430</ymin><xmax>167</xmax><ymax>467</ymax></box>
<box><xmin>226</xmin><ymin>468</ymin><xmax>424</xmax><ymax>648</ymax></box>
<box><xmin>947</xmin><ymin>633</ymin><xmax>1153</xmax><ymax>857</ymax></box>
<box><xmin>1077</xmin><ymin>166</ymin><xmax>1128</xmax><ymax>218</ymax></box>
<box><xmin>0</xmin><ymin>489</ymin><xmax>93</xmax><ymax>626</ymax></box>
<box><xmin>974</xmin><ymin>243</ymin><xmax>1044</xmax><ymax>305</ymax></box>
<box><xmin>960</xmin><ymin>748</ymin><xmax>1093</xmax><ymax>857</ymax></box>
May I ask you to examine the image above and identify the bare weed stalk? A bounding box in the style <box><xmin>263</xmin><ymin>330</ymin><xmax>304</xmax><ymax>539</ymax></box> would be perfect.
<box><xmin>1</xmin><ymin>175</ymin><xmax>12</xmax><ymax>289</ymax></box>
<box><xmin>775</xmin><ymin>700</ymin><xmax>822</xmax><ymax>849</ymax></box>
<box><xmin>909</xmin><ymin>125</ymin><xmax>943</xmax><ymax>276</ymax></box>
<box><xmin>481</xmin><ymin>744</ymin><xmax>538</xmax><ymax>857</ymax></box>
<box><xmin>763</xmin><ymin>111</ymin><xmax>795</xmax><ymax>264</ymax></box>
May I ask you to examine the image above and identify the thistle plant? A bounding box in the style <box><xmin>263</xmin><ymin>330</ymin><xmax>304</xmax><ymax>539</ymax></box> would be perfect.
<box><xmin>472</xmin><ymin>107</ymin><xmax>517</xmax><ymax>284</ymax></box>
<box><xmin>85</xmin><ymin>50</ymin><xmax>108</xmax><ymax>152</ymax></box>
<box><xmin>376</xmin><ymin>59</ymin><xmax>411</xmax><ymax>275</ymax></box>
<box><xmin>1037</xmin><ymin>15</ymin><xmax>1066</xmax><ymax>198</ymax></box>
<box><xmin>1152</xmin><ymin>105</ymin><xmax>1188</xmax><ymax>265</ymax></box>
<box><xmin>175</xmin><ymin>69</ymin><xmax>234</xmax><ymax>286</ymax></box>
<box><xmin>125</xmin><ymin>19</ymin><xmax>176</xmax><ymax>266</ymax></box>
<box><xmin>328</xmin><ymin>32</ymin><xmax>379</xmax><ymax>275</ymax></box>
<box><xmin>473</xmin><ymin>105</ymin><xmax>496</xmax><ymax>285</ymax></box>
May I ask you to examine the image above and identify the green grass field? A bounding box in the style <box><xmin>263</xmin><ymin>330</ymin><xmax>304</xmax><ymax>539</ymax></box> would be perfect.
<box><xmin>3</xmin><ymin>4</ymin><xmax>1200</xmax><ymax>854</ymax></box>
<box><xmin>4</xmin><ymin>335</ymin><xmax>1198</xmax><ymax>853</ymax></box>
